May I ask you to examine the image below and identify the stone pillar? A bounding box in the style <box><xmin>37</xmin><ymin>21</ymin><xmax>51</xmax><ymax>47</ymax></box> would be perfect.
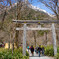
<box><xmin>23</xmin><ymin>24</ymin><xmax>27</xmax><ymax>56</ymax></box>
<box><xmin>51</xmin><ymin>23</ymin><xmax>57</xmax><ymax>56</ymax></box>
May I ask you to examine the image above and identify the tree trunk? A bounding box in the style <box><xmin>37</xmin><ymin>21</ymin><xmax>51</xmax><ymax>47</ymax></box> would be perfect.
<box><xmin>56</xmin><ymin>14</ymin><xmax>59</xmax><ymax>20</ymax></box>
<box><xmin>12</xmin><ymin>40</ymin><xmax>14</xmax><ymax>55</ymax></box>
<box><xmin>33</xmin><ymin>31</ymin><xmax>36</xmax><ymax>47</ymax></box>
<box><xmin>15</xmin><ymin>1</ymin><xmax>22</xmax><ymax>48</ymax></box>
<box><xmin>46</xmin><ymin>32</ymin><xmax>47</xmax><ymax>45</ymax></box>
<box><xmin>56</xmin><ymin>31</ymin><xmax>59</xmax><ymax>44</ymax></box>
<box><xmin>8</xmin><ymin>34</ymin><xmax>11</xmax><ymax>49</ymax></box>
<box><xmin>44</xmin><ymin>32</ymin><xmax>47</xmax><ymax>46</ymax></box>
<box><xmin>8</xmin><ymin>41</ymin><xmax>10</xmax><ymax>50</ymax></box>
<box><xmin>15</xmin><ymin>30</ymin><xmax>19</xmax><ymax>48</ymax></box>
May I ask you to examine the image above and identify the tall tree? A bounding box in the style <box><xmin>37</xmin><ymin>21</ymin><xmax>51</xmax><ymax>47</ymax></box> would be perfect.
<box><xmin>38</xmin><ymin>0</ymin><xmax>59</xmax><ymax>19</ymax></box>
<box><xmin>0</xmin><ymin>0</ymin><xmax>12</xmax><ymax>28</ymax></box>
<box><xmin>0</xmin><ymin>0</ymin><xmax>15</xmax><ymax>50</ymax></box>
<box><xmin>15</xmin><ymin>0</ymin><xmax>23</xmax><ymax>48</ymax></box>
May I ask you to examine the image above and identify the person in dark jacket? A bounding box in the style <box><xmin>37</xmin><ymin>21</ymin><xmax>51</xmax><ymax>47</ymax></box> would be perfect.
<box><xmin>38</xmin><ymin>45</ymin><xmax>42</xmax><ymax>57</ymax></box>
<box><xmin>42</xmin><ymin>47</ymin><xmax>45</xmax><ymax>56</ymax></box>
<box><xmin>30</xmin><ymin>45</ymin><xmax>34</xmax><ymax>56</ymax></box>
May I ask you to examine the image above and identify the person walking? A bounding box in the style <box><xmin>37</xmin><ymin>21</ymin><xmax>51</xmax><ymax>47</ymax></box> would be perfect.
<box><xmin>35</xmin><ymin>47</ymin><xmax>38</xmax><ymax>54</ymax></box>
<box><xmin>27</xmin><ymin>46</ymin><xmax>29</xmax><ymax>52</ymax></box>
<box><xmin>38</xmin><ymin>45</ymin><xmax>42</xmax><ymax>57</ymax></box>
<box><xmin>30</xmin><ymin>45</ymin><xmax>34</xmax><ymax>56</ymax></box>
<box><xmin>42</xmin><ymin>47</ymin><xmax>45</xmax><ymax>56</ymax></box>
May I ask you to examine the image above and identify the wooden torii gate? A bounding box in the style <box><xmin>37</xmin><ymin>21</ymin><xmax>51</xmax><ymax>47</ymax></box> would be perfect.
<box><xmin>13</xmin><ymin>20</ymin><xmax>59</xmax><ymax>56</ymax></box>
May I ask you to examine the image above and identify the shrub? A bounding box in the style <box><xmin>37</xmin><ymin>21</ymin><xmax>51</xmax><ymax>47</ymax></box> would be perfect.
<box><xmin>57</xmin><ymin>47</ymin><xmax>59</xmax><ymax>53</ymax></box>
<box><xmin>44</xmin><ymin>46</ymin><xmax>54</xmax><ymax>56</ymax></box>
<box><xmin>0</xmin><ymin>48</ymin><xmax>29</xmax><ymax>59</ymax></box>
<box><xmin>44</xmin><ymin>46</ymin><xmax>59</xmax><ymax>57</ymax></box>
<box><xmin>26</xmin><ymin>51</ymin><xmax>29</xmax><ymax>56</ymax></box>
<box><xmin>55</xmin><ymin>47</ymin><xmax>59</xmax><ymax>59</ymax></box>
<box><xmin>55</xmin><ymin>53</ymin><xmax>59</xmax><ymax>59</ymax></box>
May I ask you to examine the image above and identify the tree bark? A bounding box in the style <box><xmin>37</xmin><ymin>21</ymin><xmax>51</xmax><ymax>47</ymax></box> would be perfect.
<box><xmin>56</xmin><ymin>30</ymin><xmax>59</xmax><ymax>44</ymax></box>
<box><xmin>33</xmin><ymin>31</ymin><xmax>36</xmax><ymax>47</ymax></box>
<box><xmin>44</xmin><ymin>32</ymin><xmax>47</xmax><ymax>46</ymax></box>
<box><xmin>8</xmin><ymin>34</ymin><xmax>11</xmax><ymax>50</ymax></box>
<box><xmin>15</xmin><ymin>1</ymin><xmax>22</xmax><ymax>48</ymax></box>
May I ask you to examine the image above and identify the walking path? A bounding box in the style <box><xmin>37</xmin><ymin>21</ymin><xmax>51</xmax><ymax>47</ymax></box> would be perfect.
<box><xmin>29</xmin><ymin>56</ymin><xmax>54</xmax><ymax>59</ymax></box>
<box><xmin>27</xmin><ymin>49</ymin><xmax>54</xmax><ymax>59</ymax></box>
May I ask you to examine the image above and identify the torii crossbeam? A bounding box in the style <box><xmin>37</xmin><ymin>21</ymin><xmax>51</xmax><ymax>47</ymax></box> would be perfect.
<box><xmin>13</xmin><ymin>20</ymin><xmax>59</xmax><ymax>23</ymax></box>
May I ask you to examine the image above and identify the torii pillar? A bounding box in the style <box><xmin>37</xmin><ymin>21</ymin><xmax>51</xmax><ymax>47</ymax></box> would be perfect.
<box><xmin>52</xmin><ymin>23</ymin><xmax>57</xmax><ymax>56</ymax></box>
<box><xmin>23</xmin><ymin>24</ymin><xmax>27</xmax><ymax>56</ymax></box>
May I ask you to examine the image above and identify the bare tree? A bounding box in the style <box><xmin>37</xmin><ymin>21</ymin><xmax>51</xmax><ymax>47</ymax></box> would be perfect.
<box><xmin>0</xmin><ymin>0</ymin><xmax>12</xmax><ymax>28</ymax></box>
<box><xmin>38</xmin><ymin>0</ymin><xmax>59</xmax><ymax>19</ymax></box>
<box><xmin>15</xmin><ymin>0</ymin><xmax>23</xmax><ymax>48</ymax></box>
<box><xmin>0</xmin><ymin>0</ymin><xmax>15</xmax><ymax>50</ymax></box>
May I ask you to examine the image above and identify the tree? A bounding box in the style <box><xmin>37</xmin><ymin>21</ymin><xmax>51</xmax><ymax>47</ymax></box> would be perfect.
<box><xmin>0</xmin><ymin>0</ymin><xmax>12</xmax><ymax>28</ymax></box>
<box><xmin>38</xmin><ymin>0</ymin><xmax>59</xmax><ymax>19</ymax></box>
<box><xmin>0</xmin><ymin>0</ymin><xmax>15</xmax><ymax>50</ymax></box>
<box><xmin>15</xmin><ymin>0</ymin><xmax>23</xmax><ymax>48</ymax></box>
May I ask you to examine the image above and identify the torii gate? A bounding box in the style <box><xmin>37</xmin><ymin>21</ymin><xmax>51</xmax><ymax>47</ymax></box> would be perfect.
<box><xmin>13</xmin><ymin>20</ymin><xmax>59</xmax><ymax>56</ymax></box>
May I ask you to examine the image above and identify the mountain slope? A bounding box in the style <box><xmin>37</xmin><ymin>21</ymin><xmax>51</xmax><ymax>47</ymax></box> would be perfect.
<box><xmin>13</xmin><ymin>3</ymin><xmax>55</xmax><ymax>17</ymax></box>
<box><xmin>28</xmin><ymin>4</ymin><xmax>55</xmax><ymax>17</ymax></box>
<box><xmin>12</xmin><ymin>2</ymin><xmax>53</xmax><ymax>20</ymax></box>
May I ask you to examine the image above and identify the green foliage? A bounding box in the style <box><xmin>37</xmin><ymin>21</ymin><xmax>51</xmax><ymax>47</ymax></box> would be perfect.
<box><xmin>38</xmin><ymin>30</ymin><xmax>48</xmax><ymax>36</ymax></box>
<box><xmin>57</xmin><ymin>46</ymin><xmax>59</xmax><ymax>53</ymax></box>
<box><xmin>55</xmin><ymin>47</ymin><xmax>59</xmax><ymax>59</ymax></box>
<box><xmin>0</xmin><ymin>48</ymin><xmax>29</xmax><ymax>59</ymax></box>
<box><xmin>26</xmin><ymin>51</ymin><xmax>29</xmax><ymax>56</ymax></box>
<box><xmin>55</xmin><ymin>53</ymin><xmax>59</xmax><ymax>59</ymax></box>
<box><xmin>44</xmin><ymin>46</ymin><xmax>54</xmax><ymax>56</ymax></box>
<box><xmin>45</xmin><ymin>46</ymin><xmax>59</xmax><ymax>57</ymax></box>
<box><xmin>38</xmin><ymin>30</ymin><xmax>44</xmax><ymax>36</ymax></box>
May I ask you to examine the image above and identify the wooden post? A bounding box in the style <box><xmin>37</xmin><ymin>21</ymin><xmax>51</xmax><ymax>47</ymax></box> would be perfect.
<box><xmin>51</xmin><ymin>23</ymin><xmax>57</xmax><ymax>56</ymax></box>
<box><xmin>23</xmin><ymin>24</ymin><xmax>27</xmax><ymax>56</ymax></box>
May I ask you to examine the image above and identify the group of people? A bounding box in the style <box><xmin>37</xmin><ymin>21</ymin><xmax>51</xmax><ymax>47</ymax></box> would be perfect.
<box><xmin>27</xmin><ymin>45</ymin><xmax>45</xmax><ymax>57</ymax></box>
